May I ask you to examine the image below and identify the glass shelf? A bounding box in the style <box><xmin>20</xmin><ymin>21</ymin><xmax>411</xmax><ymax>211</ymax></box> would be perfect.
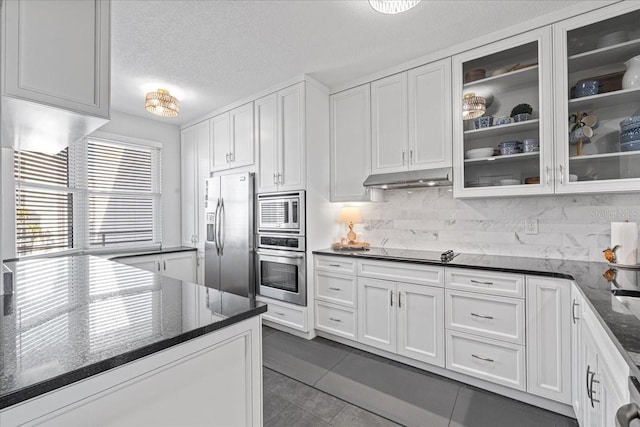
<box><xmin>568</xmin><ymin>38</ymin><xmax>640</xmax><ymax>72</ymax></box>
<box><xmin>464</xmin><ymin>119</ymin><xmax>539</xmax><ymax>141</ymax></box>
<box><xmin>568</xmin><ymin>87</ymin><xmax>640</xmax><ymax>110</ymax></box>
<box><xmin>465</xmin><ymin>151</ymin><xmax>539</xmax><ymax>164</ymax></box>
<box><xmin>463</xmin><ymin>66</ymin><xmax>538</xmax><ymax>90</ymax></box>
<box><xmin>569</xmin><ymin>150</ymin><xmax>640</xmax><ymax>161</ymax></box>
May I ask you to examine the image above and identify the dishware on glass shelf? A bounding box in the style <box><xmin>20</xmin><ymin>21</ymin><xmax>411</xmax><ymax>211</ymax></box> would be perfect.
<box><xmin>623</xmin><ymin>55</ymin><xmax>640</xmax><ymax>89</ymax></box>
<box><xmin>596</xmin><ymin>31</ymin><xmax>629</xmax><ymax>49</ymax></box>
<box><xmin>510</xmin><ymin>104</ymin><xmax>532</xmax><ymax>123</ymax></box>
<box><xmin>494</xmin><ymin>116</ymin><xmax>511</xmax><ymax>126</ymax></box>
<box><xmin>569</xmin><ymin>125</ymin><xmax>594</xmax><ymax>145</ymax></box>
<box><xmin>464</xmin><ymin>69</ymin><xmax>486</xmax><ymax>83</ymax></box>
<box><xmin>575</xmin><ymin>80</ymin><xmax>601</xmax><ymax>98</ymax></box>
<box><xmin>580</xmin><ymin>114</ymin><xmax>598</xmax><ymax>128</ymax></box>
<box><xmin>465</xmin><ymin>148</ymin><xmax>495</xmax><ymax>159</ymax></box>
<box><xmin>621</xmin><ymin>140</ymin><xmax>640</xmax><ymax>152</ymax></box>
<box><xmin>512</xmin><ymin>113</ymin><xmax>530</xmax><ymax>122</ymax></box>
<box><xmin>620</xmin><ymin>116</ymin><xmax>640</xmax><ymax>132</ymax></box>
<box><xmin>499</xmin><ymin>179</ymin><xmax>520</xmax><ymax>186</ymax></box>
<box><xmin>498</xmin><ymin>141</ymin><xmax>522</xmax><ymax>155</ymax></box>
<box><xmin>569</xmin><ymin>174</ymin><xmax>578</xmax><ymax>182</ymax></box>
<box><xmin>522</xmin><ymin>138</ymin><xmax>539</xmax><ymax>153</ymax></box>
<box><xmin>620</xmin><ymin>129</ymin><xmax>640</xmax><ymax>144</ymax></box>
<box><xmin>474</xmin><ymin>116</ymin><xmax>494</xmax><ymax>129</ymax></box>
<box><xmin>524</xmin><ymin>176</ymin><xmax>540</xmax><ymax>185</ymax></box>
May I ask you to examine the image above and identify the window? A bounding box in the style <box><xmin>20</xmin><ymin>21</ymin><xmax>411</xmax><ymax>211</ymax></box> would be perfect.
<box><xmin>14</xmin><ymin>137</ymin><xmax>162</xmax><ymax>256</ymax></box>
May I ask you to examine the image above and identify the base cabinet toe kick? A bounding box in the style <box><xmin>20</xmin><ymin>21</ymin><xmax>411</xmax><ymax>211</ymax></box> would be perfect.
<box><xmin>312</xmin><ymin>255</ymin><xmax>632</xmax><ymax>423</ymax></box>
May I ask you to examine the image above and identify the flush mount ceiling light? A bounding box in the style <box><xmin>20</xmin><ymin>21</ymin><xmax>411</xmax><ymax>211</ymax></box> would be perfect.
<box><xmin>369</xmin><ymin>0</ymin><xmax>422</xmax><ymax>14</ymax></box>
<box><xmin>145</xmin><ymin>88</ymin><xmax>180</xmax><ymax>117</ymax></box>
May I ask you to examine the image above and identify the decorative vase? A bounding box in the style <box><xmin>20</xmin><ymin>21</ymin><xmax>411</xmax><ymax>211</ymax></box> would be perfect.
<box><xmin>622</xmin><ymin>54</ymin><xmax>640</xmax><ymax>89</ymax></box>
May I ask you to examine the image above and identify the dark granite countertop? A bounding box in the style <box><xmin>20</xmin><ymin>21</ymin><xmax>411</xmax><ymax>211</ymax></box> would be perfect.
<box><xmin>313</xmin><ymin>247</ymin><xmax>640</xmax><ymax>376</ymax></box>
<box><xmin>0</xmin><ymin>255</ymin><xmax>265</xmax><ymax>410</ymax></box>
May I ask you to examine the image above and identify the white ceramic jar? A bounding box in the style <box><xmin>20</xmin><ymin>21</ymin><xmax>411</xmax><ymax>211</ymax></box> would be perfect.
<box><xmin>622</xmin><ymin>54</ymin><xmax>640</xmax><ymax>89</ymax></box>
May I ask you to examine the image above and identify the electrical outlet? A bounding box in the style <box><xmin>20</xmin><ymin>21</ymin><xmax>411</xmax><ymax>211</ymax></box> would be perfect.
<box><xmin>525</xmin><ymin>218</ymin><xmax>538</xmax><ymax>235</ymax></box>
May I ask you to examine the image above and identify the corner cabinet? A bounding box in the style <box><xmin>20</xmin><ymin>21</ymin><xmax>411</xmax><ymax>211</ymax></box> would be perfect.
<box><xmin>1</xmin><ymin>0</ymin><xmax>110</xmax><ymax>152</ymax></box>
<box><xmin>552</xmin><ymin>2</ymin><xmax>640</xmax><ymax>193</ymax></box>
<box><xmin>452</xmin><ymin>27</ymin><xmax>554</xmax><ymax>198</ymax></box>
<box><xmin>255</xmin><ymin>82</ymin><xmax>306</xmax><ymax>193</ymax></box>
<box><xmin>330</xmin><ymin>84</ymin><xmax>371</xmax><ymax>202</ymax></box>
<box><xmin>181</xmin><ymin>120</ymin><xmax>210</xmax><ymax>249</ymax></box>
<box><xmin>371</xmin><ymin>59</ymin><xmax>452</xmax><ymax>175</ymax></box>
<box><xmin>210</xmin><ymin>102</ymin><xmax>254</xmax><ymax>172</ymax></box>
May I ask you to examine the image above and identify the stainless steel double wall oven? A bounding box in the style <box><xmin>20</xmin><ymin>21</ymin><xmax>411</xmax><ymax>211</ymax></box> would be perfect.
<box><xmin>255</xmin><ymin>191</ymin><xmax>306</xmax><ymax>306</ymax></box>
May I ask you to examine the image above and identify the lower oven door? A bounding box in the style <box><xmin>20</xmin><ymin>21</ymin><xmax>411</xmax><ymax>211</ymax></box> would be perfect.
<box><xmin>256</xmin><ymin>249</ymin><xmax>306</xmax><ymax>306</ymax></box>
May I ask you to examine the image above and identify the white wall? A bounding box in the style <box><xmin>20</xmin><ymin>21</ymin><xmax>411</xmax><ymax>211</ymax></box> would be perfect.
<box><xmin>352</xmin><ymin>188</ymin><xmax>640</xmax><ymax>262</ymax></box>
<box><xmin>95</xmin><ymin>111</ymin><xmax>182</xmax><ymax>247</ymax></box>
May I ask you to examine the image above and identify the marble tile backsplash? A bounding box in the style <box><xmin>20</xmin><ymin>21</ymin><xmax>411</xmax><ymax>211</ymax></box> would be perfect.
<box><xmin>356</xmin><ymin>188</ymin><xmax>640</xmax><ymax>262</ymax></box>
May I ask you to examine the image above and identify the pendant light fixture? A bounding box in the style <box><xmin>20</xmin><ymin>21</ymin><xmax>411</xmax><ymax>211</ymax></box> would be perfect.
<box><xmin>462</xmin><ymin>93</ymin><xmax>487</xmax><ymax>120</ymax></box>
<box><xmin>369</xmin><ymin>0</ymin><xmax>422</xmax><ymax>14</ymax></box>
<box><xmin>145</xmin><ymin>89</ymin><xmax>180</xmax><ymax>117</ymax></box>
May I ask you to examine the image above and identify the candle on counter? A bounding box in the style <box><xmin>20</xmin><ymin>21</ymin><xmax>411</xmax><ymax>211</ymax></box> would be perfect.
<box><xmin>611</xmin><ymin>221</ymin><xmax>639</xmax><ymax>266</ymax></box>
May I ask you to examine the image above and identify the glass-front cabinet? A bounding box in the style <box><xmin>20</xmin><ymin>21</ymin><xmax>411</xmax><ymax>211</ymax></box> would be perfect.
<box><xmin>553</xmin><ymin>2</ymin><xmax>640</xmax><ymax>193</ymax></box>
<box><xmin>452</xmin><ymin>27</ymin><xmax>554</xmax><ymax>197</ymax></box>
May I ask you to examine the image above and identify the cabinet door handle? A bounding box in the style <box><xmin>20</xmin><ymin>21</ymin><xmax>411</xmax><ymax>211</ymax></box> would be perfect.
<box><xmin>225</xmin><ymin>153</ymin><xmax>229</xmax><ymax>162</ymax></box>
<box><xmin>273</xmin><ymin>173</ymin><xmax>277</xmax><ymax>185</ymax></box>
<box><xmin>470</xmin><ymin>279</ymin><xmax>493</xmax><ymax>286</ymax></box>
<box><xmin>273</xmin><ymin>311</ymin><xmax>285</xmax><ymax>316</ymax></box>
<box><xmin>328</xmin><ymin>287</ymin><xmax>342</xmax><ymax>291</ymax></box>
<box><xmin>471</xmin><ymin>312</ymin><xmax>494</xmax><ymax>320</ymax></box>
<box><xmin>409</xmin><ymin>150</ymin><xmax>414</xmax><ymax>164</ymax></box>
<box><xmin>157</xmin><ymin>261</ymin><xmax>161</xmax><ymax>272</ymax></box>
<box><xmin>329</xmin><ymin>317</ymin><xmax>342</xmax><ymax>323</ymax></box>
<box><xmin>398</xmin><ymin>291</ymin><xmax>402</xmax><ymax>308</ymax></box>
<box><xmin>390</xmin><ymin>290</ymin><xmax>393</xmax><ymax>307</ymax></box>
<box><xmin>546</xmin><ymin>166</ymin><xmax>551</xmax><ymax>185</ymax></box>
<box><xmin>163</xmin><ymin>260</ymin><xmax>167</xmax><ymax>271</ymax></box>
<box><xmin>278</xmin><ymin>172</ymin><xmax>283</xmax><ymax>184</ymax></box>
<box><xmin>402</xmin><ymin>150</ymin><xmax>406</xmax><ymax>165</ymax></box>
<box><xmin>586</xmin><ymin>365</ymin><xmax>593</xmax><ymax>399</ymax></box>
<box><xmin>589</xmin><ymin>370</ymin><xmax>600</xmax><ymax>407</ymax></box>
<box><xmin>559</xmin><ymin>164</ymin><xmax>565</xmax><ymax>184</ymax></box>
<box><xmin>472</xmin><ymin>354</ymin><xmax>494</xmax><ymax>363</ymax></box>
<box><xmin>572</xmin><ymin>299</ymin><xmax>580</xmax><ymax>324</ymax></box>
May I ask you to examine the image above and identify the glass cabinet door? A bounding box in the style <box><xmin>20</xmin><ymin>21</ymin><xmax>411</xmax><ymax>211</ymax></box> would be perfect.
<box><xmin>452</xmin><ymin>27</ymin><xmax>554</xmax><ymax>198</ymax></box>
<box><xmin>553</xmin><ymin>2</ymin><xmax>640</xmax><ymax>193</ymax></box>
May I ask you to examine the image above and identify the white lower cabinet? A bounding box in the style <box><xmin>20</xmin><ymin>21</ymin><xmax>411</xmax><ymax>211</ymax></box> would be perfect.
<box><xmin>357</xmin><ymin>276</ymin><xmax>445</xmax><ymax>367</ymax></box>
<box><xmin>115</xmin><ymin>251</ymin><xmax>197</xmax><ymax>283</ymax></box>
<box><xmin>446</xmin><ymin>330</ymin><xmax>526</xmax><ymax>390</ymax></box>
<box><xmin>573</xmin><ymin>282</ymin><xmax>629</xmax><ymax>426</ymax></box>
<box><xmin>315</xmin><ymin>301</ymin><xmax>357</xmax><ymax>340</ymax></box>
<box><xmin>526</xmin><ymin>276</ymin><xmax>571</xmax><ymax>404</ymax></box>
<box><xmin>258</xmin><ymin>295</ymin><xmax>307</xmax><ymax>331</ymax></box>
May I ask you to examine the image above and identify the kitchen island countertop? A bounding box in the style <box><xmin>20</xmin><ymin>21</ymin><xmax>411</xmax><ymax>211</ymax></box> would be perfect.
<box><xmin>313</xmin><ymin>247</ymin><xmax>640</xmax><ymax>376</ymax></box>
<box><xmin>0</xmin><ymin>255</ymin><xmax>265</xmax><ymax>410</ymax></box>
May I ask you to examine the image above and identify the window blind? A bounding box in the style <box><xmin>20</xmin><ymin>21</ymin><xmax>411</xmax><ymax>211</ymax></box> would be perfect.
<box><xmin>14</xmin><ymin>149</ymin><xmax>74</xmax><ymax>255</ymax></box>
<box><xmin>14</xmin><ymin>137</ymin><xmax>162</xmax><ymax>255</ymax></box>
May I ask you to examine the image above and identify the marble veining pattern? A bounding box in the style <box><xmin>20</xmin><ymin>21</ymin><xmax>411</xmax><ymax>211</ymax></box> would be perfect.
<box><xmin>355</xmin><ymin>188</ymin><xmax>640</xmax><ymax>262</ymax></box>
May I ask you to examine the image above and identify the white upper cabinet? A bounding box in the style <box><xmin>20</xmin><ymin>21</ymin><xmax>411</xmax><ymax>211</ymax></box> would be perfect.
<box><xmin>210</xmin><ymin>103</ymin><xmax>254</xmax><ymax>172</ymax></box>
<box><xmin>452</xmin><ymin>27</ymin><xmax>554</xmax><ymax>198</ymax></box>
<box><xmin>371</xmin><ymin>73</ymin><xmax>408</xmax><ymax>174</ymax></box>
<box><xmin>408</xmin><ymin>59</ymin><xmax>453</xmax><ymax>170</ymax></box>
<box><xmin>330</xmin><ymin>84</ymin><xmax>371</xmax><ymax>202</ymax></box>
<box><xmin>553</xmin><ymin>2</ymin><xmax>640</xmax><ymax>194</ymax></box>
<box><xmin>181</xmin><ymin>120</ymin><xmax>210</xmax><ymax>249</ymax></box>
<box><xmin>256</xmin><ymin>82</ymin><xmax>306</xmax><ymax>193</ymax></box>
<box><xmin>1</xmin><ymin>0</ymin><xmax>110</xmax><ymax>153</ymax></box>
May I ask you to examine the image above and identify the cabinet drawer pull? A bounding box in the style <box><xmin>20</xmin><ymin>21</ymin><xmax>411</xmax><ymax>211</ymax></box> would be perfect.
<box><xmin>328</xmin><ymin>287</ymin><xmax>342</xmax><ymax>291</ymax></box>
<box><xmin>328</xmin><ymin>264</ymin><xmax>341</xmax><ymax>267</ymax></box>
<box><xmin>472</xmin><ymin>354</ymin><xmax>494</xmax><ymax>363</ymax></box>
<box><xmin>470</xmin><ymin>312</ymin><xmax>494</xmax><ymax>320</ymax></box>
<box><xmin>470</xmin><ymin>279</ymin><xmax>493</xmax><ymax>286</ymax></box>
<box><xmin>273</xmin><ymin>311</ymin><xmax>285</xmax><ymax>316</ymax></box>
<box><xmin>329</xmin><ymin>317</ymin><xmax>342</xmax><ymax>323</ymax></box>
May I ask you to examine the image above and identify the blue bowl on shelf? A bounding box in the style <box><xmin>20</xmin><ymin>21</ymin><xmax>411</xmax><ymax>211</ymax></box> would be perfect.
<box><xmin>621</xmin><ymin>140</ymin><xmax>640</xmax><ymax>152</ymax></box>
<box><xmin>620</xmin><ymin>127</ymin><xmax>640</xmax><ymax>143</ymax></box>
<box><xmin>474</xmin><ymin>116</ymin><xmax>494</xmax><ymax>129</ymax></box>
<box><xmin>619</xmin><ymin>116</ymin><xmax>640</xmax><ymax>132</ymax></box>
<box><xmin>575</xmin><ymin>80</ymin><xmax>601</xmax><ymax>98</ymax></box>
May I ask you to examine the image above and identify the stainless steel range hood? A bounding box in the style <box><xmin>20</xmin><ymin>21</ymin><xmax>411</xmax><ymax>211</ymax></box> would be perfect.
<box><xmin>363</xmin><ymin>167</ymin><xmax>453</xmax><ymax>190</ymax></box>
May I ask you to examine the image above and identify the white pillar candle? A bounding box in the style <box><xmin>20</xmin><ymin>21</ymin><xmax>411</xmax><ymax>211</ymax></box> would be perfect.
<box><xmin>611</xmin><ymin>221</ymin><xmax>639</xmax><ymax>266</ymax></box>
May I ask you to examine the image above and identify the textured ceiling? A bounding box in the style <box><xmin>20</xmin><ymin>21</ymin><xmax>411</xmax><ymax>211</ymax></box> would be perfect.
<box><xmin>111</xmin><ymin>0</ymin><xmax>581</xmax><ymax>125</ymax></box>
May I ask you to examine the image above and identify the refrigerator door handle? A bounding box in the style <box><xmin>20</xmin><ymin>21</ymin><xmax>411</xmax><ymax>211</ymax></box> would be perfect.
<box><xmin>219</xmin><ymin>198</ymin><xmax>225</xmax><ymax>256</ymax></box>
<box><xmin>214</xmin><ymin>198</ymin><xmax>221</xmax><ymax>255</ymax></box>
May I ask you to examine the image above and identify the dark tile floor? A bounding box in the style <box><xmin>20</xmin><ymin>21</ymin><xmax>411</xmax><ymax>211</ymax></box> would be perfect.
<box><xmin>262</xmin><ymin>326</ymin><xmax>578</xmax><ymax>427</ymax></box>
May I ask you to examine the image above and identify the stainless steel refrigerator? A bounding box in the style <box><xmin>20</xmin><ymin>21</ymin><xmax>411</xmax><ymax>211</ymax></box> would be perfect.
<box><xmin>204</xmin><ymin>172</ymin><xmax>254</xmax><ymax>297</ymax></box>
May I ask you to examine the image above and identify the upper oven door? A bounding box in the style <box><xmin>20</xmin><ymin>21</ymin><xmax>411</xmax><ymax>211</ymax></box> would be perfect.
<box><xmin>257</xmin><ymin>192</ymin><xmax>305</xmax><ymax>234</ymax></box>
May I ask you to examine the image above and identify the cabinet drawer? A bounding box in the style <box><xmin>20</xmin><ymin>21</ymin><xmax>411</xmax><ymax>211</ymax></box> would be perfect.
<box><xmin>259</xmin><ymin>298</ymin><xmax>307</xmax><ymax>331</ymax></box>
<box><xmin>315</xmin><ymin>302</ymin><xmax>357</xmax><ymax>340</ymax></box>
<box><xmin>358</xmin><ymin>260</ymin><xmax>443</xmax><ymax>287</ymax></box>
<box><xmin>446</xmin><ymin>330</ymin><xmax>526</xmax><ymax>391</ymax></box>
<box><xmin>315</xmin><ymin>271</ymin><xmax>357</xmax><ymax>307</ymax></box>
<box><xmin>315</xmin><ymin>255</ymin><xmax>357</xmax><ymax>274</ymax></box>
<box><xmin>446</xmin><ymin>290</ymin><xmax>525</xmax><ymax>344</ymax></box>
<box><xmin>445</xmin><ymin>268</ymin><xmax>524</xmax><ymax>298</ymax></box>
